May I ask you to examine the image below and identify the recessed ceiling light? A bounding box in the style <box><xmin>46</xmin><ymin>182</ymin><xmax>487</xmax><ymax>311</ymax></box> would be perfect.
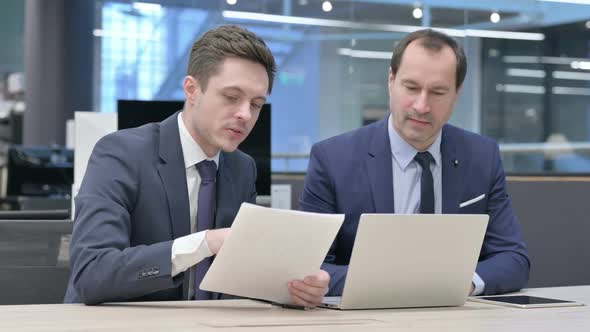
<box><xmin>413</xmin><ymin>7</ymin><xmax>423</xmax><ymax>19</ymax></box>
<box><xmin>490</xmin><ymin>11</ymin><xmax>500</xmax><ymax>23</ymax></box>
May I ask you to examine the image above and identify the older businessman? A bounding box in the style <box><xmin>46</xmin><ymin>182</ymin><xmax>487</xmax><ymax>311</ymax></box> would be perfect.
<box><xmin>300</xmin><ymin>29</ymin><xmax>530</xmax><ymax>296</ymax></box>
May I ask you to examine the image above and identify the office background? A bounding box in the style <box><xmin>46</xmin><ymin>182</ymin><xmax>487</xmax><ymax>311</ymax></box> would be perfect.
<box><xmin>2</xmin><ymin>0</ymin><xmax>590</xmax><ymax>173</ymax></box>
<box><xmin>0</xmin><ymin>0</ymin><xmax>589</xmax><ymax>304</ymax></box>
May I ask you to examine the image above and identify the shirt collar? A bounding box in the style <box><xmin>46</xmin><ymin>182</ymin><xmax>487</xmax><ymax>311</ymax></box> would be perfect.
<box><xmin>177</xmin><ymin>112</ymin><xmax>219</xmax><ymax>169</ymax></box>
<box><xmin>387</xmin><ymin>114</ymin><xmax>442</xmax><ymax>170</ymax></box>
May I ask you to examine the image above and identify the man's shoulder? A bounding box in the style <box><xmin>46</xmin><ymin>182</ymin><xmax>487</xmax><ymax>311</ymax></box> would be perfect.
<box><xmin>443</xmin><ymin>124</ymin><xmax>498</xmax><ymax>148</ymax></box>
<box><xmin>225</xmin><ymin>148</ymin><xmax>256</xmax><ymax>167</ymax></box>
<box><xmin>95</xmin><ymin>123</ymin><xmax>160</xmax><ymax>157</ymax></box>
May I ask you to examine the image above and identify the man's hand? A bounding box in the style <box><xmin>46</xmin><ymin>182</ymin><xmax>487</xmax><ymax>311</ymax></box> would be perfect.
<box><xmin>287</xmin><ymin>270</ymin><xmax>330</xmax><ymax>308</ymax></box>
<box><xmin>205</xmin><ymin>228</ymin><xmax>231</xmax><ymax>255</ymax></box>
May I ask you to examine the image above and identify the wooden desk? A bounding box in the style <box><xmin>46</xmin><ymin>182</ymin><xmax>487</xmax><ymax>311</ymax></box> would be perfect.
<box><xmin>0</xmin><ymin>286</ymin><xmax>588</xmax><ymax>331</ymax></box>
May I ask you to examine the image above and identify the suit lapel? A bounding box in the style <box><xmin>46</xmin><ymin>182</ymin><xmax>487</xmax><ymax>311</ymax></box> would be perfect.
<box><xmin>441</xmin><ymin>125</ymin><xmax>464</xmax><ymax>214</ymax></box>
<box><xmin>156</xmin><ymin>112</ymin><xmax>191</xmax><ymax>239</ymax></box>
<box><xmin>366</xmin><ymin>118</ymin><xmax>395</xmax><ymax>213</ymax></box>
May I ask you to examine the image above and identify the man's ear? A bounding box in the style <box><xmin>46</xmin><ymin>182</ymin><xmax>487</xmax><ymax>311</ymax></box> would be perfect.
<box><xmin>183</xmin><ymin>76</ymin><xmax>201</xmax><ymax>104</ymax></box>
<box><xmin>388</xmin><ymin>67</ymin><xmax>395</xmax><ymax>96</ymax></box>
<box><xmin>454</xmin><ymin>84</ymin><xmax>463</xmax><ymax>103</ymax></box>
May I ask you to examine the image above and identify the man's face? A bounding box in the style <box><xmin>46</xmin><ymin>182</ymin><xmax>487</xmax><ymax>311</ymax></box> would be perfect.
<box><xmin>388</xmin><ymin>40</ymin><xmax>461</xmax><ymax>151</ymax></box>
<box><xmin>182</xmin><ymin>57</ymin><xmax>268</xmax><ymax>157</ymax></box>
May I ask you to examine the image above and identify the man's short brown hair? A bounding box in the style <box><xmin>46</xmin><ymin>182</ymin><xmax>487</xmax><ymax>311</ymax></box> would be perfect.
<box><xmin>390</xmin><ymin>29</ymin><xmax>467</xmax><ymax>90</ymax></box>
<box><xmin>187</xmin><ymin>25</ymin><xmax>276</xmax><ymax>94</ymax></box>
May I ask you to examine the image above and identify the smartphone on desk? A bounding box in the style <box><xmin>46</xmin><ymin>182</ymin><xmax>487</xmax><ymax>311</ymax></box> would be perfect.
<box><xmin>468</xmin><ymin>295</ymin><xmax>584</xmax><ymax>309</ymax></box>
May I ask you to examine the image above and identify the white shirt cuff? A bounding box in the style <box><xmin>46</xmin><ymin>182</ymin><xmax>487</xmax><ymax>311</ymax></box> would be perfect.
<box><xmin>170</xmin><ymin>230</ymin><xmax>213</xmax><ymax>277</ymax></box>
<box><xmin>471</xmin><ymin>272</ymin><xmax>485</xmax><ymax>296</ymax></box>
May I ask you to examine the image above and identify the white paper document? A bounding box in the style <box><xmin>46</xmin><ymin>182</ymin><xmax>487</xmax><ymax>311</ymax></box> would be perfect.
<box><xmin>200</xmin><ymin>203</ymin><xmax>344</xmax><ymax>304</ymax></box>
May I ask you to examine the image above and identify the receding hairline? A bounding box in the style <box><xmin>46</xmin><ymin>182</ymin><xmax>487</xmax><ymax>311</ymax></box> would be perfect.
<box><xmin>397</xmin><ymin>39</ymin><xmax>460</xmax><ymax>87</ymax></box>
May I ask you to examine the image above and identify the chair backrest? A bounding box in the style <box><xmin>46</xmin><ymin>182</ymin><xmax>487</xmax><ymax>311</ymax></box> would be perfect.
<box><xmin>0</xmin><ymin>219</ymin><xmax>73</xmax><ymax>304</ymax></box>
<box><xmin>508</xmin><ymin>178</ymin><xmax>590</xmax><ymax>287</ymax></box>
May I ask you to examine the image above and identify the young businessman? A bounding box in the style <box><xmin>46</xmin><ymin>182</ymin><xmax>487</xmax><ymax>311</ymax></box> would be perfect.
<box><xmin>300</xmin><ymin>29</ymin><xmax>530</xmax><ymax>296</ymax></box>
<box><xmin>65</xmin><ymin>25</ymin><xmax>329</xmax><ymax>306</ymax></box>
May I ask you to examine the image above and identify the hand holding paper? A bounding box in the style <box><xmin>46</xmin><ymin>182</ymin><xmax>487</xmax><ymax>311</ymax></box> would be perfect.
<box><xmin>205</xmin><ymin>228</ymin><xmax>231</xmax><ymax>255</ymax></box>
<box><xmin>288</xmin><ymin>270</ymin><xmax>330</xmax><ymax>307</ymax></box>
<box><xmin>200</xmin><ymin>203</ymin><xmax>344</xmax><ymax>305</ymax></box>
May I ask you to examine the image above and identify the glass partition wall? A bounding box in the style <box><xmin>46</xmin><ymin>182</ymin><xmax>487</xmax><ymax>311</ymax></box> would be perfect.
<box><xmin>93</xmin><ymin>0</ymin><xmax>590</xmax><ymax>174</ymax></box>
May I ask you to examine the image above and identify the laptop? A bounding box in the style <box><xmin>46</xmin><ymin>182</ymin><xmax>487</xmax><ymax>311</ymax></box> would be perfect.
<box><xmin>321</xmin><ymin>214</ymin><xmax>489</xmax><ymax>310</ymax></box>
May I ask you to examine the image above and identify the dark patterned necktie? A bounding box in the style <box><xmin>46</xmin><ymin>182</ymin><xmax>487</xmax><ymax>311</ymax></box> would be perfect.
<box><xmin>414</xmin><ymin>152</ymin><xmax>434</xmax><ymax>214</ymax></box>
<box><xmin>193</xmin><ymin>160</ymin><xmax>216</xmax><ymax>300</ymax></box>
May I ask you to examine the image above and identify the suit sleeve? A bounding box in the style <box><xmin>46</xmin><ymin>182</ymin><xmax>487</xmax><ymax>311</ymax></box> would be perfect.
<box><xmin>69</xmin><ymin>134</ymin><xmax>180</xmax><ymax>305</ymax></box>
<box><xmin>300</xmin><ymin>143</ymin><xmax>348</xmax><ymax>295</ymax></box>
<box><xmin>476</xmin><ymin>143</ymin><xmax>531</xmax><ymax>295</ymax></box>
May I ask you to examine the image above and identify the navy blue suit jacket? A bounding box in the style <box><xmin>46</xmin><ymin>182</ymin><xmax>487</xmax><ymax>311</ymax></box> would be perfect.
<box><xmin>300</xmin><ymin>118</ymin><xmax>530</xmax><ymax>296</ymax></box>
<box><xmin>64</xmin><ymin>112</ymin><xmax>257</xmax><ymax>304</ymax></box>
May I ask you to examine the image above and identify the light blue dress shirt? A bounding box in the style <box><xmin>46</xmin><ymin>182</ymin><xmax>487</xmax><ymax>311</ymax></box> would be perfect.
<box><xmin>387</xmin><ymin>115</ymin><xmax>485</xmax><ymax>295</ymax></box>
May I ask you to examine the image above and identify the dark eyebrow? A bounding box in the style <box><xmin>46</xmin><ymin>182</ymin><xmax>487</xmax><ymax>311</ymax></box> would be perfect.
<box><xmin>222</xmin><ymin>86</ymin><xmax>266</xmax><ymax>103</ymax></box>
<box><xmin>400</xmin><ymin>79</ymin><xmax>419</xmax><ymax>85</ymax></box>
<box><xmin>431</xmin><ymin>85</ymin><xmax>450</xmax><ymax>91</ymax></box>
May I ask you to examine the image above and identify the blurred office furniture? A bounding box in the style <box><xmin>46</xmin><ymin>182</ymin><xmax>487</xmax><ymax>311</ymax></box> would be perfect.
<box><xmin>72</xmin><ymin>112</ymin><xmax>118</xmax><ymax>186</ymax></box>
<box><xmin>72</xmin><ymin>112</ymin><xmax>117</xmax><ymax>216</ymax></box>
<box><xmin>0</xmin><ymin>145</ymin><xmax>73</xmax><ymax>211</ymax></box>
<box><xmin>117</xmin><ymin>100</ymin><xmax>272</xmax><ymax>196</ymax></box>
<box><xmin>507</xmin><ymin>177</ymin><xmax>590</xmax><ymax>288</ymax></box>
<box><xmin>0</xmin><ymin>110</ymin><xmax>23</xmax><ymax>145</ymax></box>
<box><xmin>271</xmin><ymin>173</ymin><xmax>304</xmax><ymax>210</ymax></box>
<box><xmin>0</xmin><ymin>219</ymin><xmax>72</xmax><ymax>305</ymax></box>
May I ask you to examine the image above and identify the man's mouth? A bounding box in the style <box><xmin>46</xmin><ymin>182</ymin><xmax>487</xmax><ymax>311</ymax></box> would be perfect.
<box><xmin>408</xmin><ymin>117</ymin><xmax>430</xmax><ymax>125</ymax></box>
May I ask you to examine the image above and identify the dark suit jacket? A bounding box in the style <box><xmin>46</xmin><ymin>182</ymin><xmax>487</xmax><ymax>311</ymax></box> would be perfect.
<box><xmin>64</xmin><ymin>112</ymin><xmax>256</xmax><ymax>304</ymax></box>
<box><xmin>300</xmin><ymin>117</ymin><xmax>530</xmax><ymax>296</ymax></box>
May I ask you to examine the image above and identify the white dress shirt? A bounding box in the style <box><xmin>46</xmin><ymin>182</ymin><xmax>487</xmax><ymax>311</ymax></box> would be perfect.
<box><xmin>387</xmin><ymin>115</ymin><xmax>485</xmax><ymax>295</ymax></box>
<box><xmin>170</xmin><ymin>113</ymin><xmax>220</xmax><ymax>277</ymax></box>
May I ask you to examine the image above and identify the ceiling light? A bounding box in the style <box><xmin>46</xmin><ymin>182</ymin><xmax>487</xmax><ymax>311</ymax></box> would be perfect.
<box><xmin>503</xmin><ymin>55</ymin><xmax>590</xmax><ymax>65</ymax></box>
<box><xmin>497</xmin><ymin>84</ymin><xmax>546</xmax><ymax>94</ymax></box>
<box><xmin>490</xmin><ymin>11</ymin><xmax>500</xmax><ymax>23</ymax></box>
<box><xmin>537</xmin><ymin>0</ymin><xmax>590</xmax><ymax>4</ymax></box>
<box><xmin>322</xmin><ymin>1</ymin><xmax>333</xmax><ymax>12</ymax></box>
<box><xmin>506</xmin><ymin>68</ymin><xmax>546</xmax><ymax>78</ymax></box>
<box><xmin>92</xmin><ymin>28</ymin><xmax>158</xmax><ymax>41</ymax></box>
<box><xmin>132</xmin><ymin>2</ymin><xmax>161</xmax><ymax>12</ymax></box>
<box><xmin>221</xmin><ymin>11</ymin><xmax>545</xmax><ymax>41</ymax></box>
<box><xmin>571</xmin><ymin>61</ymin><xmax>590</xmax><ymax>70</ymax></box>
<box><xmin>552</xmin><ymin>70</ymin><xmax>590</xmax><ymax>80</ymax></box>
<box><xmin>227</xmin><ymin>0</ymin><xmax>237</xmax><ymax>5</ymax></box>
<box><xmin>413</xmin><ymin>7</ymin><xmax>423</xmax><ymax>19</ymax></box>
<box><xmin>552</xmin><ymin>87</ymin><xmax>590</xmax><ymax>95</ymax></box>
<box><xmin>338</xmin><ymin>48</ymin><xmax>392</xmax><ymax>59</ymax></box>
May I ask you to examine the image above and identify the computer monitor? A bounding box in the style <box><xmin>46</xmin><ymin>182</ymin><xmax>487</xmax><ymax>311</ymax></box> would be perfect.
<box><xmin>117</xmin><ymin>100</ymin><xmax>271</xmax><ymax>196</ymax></box>
<box><xmin>4</xmin><ymin>146</ymin><xmax>74</xmax><ymax>198</ymax></box>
